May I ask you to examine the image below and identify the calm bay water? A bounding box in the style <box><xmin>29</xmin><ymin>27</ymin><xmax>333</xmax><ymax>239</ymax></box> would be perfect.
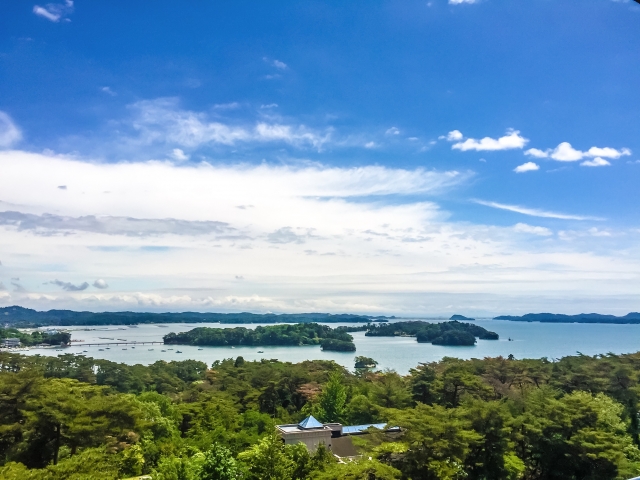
<box><xmin>21</xmin><ymin>319</ymin><xmax>640</xmax><ymax>374</ymax></box>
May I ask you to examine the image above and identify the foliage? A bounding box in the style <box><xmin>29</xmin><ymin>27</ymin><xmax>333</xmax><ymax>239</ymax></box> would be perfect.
<box><xmin>1</xmin><ymin>349</ymin><xmax>640</xmax><ymax>479</ymax></box>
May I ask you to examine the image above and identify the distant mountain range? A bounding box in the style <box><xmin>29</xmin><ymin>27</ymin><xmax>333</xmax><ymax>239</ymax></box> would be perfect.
<box><xmin>494</xmin><ymin>312</ymin><xmax>640</xmax><ymax>324</ymax></box>
<box><xmin>0</xmin><ymin>306</ymin><xmax>392</xmax><ymax>327</ymax></box>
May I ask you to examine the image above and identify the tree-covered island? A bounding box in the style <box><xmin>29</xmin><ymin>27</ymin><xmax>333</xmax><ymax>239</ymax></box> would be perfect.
<box><xmin>164</xmin><ymin>323</ymin><xmax>357</xmax><ymax>351</ymax></box>
<box><xmin>0</xmin><ymin>328</ymin><xmax>71</xmax><ymax>347</ymax></box>
<box><xmin>363</xmin><ymin>320</ymin><xmax>499</xmax><ymax>346</ymax></box>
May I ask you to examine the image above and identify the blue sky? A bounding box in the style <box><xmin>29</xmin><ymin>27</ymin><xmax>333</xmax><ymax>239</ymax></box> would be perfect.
<box><xmin>0</xmin><ymin>0</ymin><xmax>639</xmax><ymax>315</ymax></box>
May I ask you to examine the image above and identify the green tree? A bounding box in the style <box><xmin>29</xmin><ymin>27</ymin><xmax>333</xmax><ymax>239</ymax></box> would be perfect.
<box><xmin>316</xmin><ymin>371</ymin><xmax>347</xmax><ymax>423</ymax></box>
<box><xmin>311</xmin><ymin>458</ymin><xmax>401</xmax><ymax>479</ymax></box>
<box><xmin>390</xmin><ymin>403</ymin><xmax>481</xmax><ymax>480</ymax></box>
<box><xmin>200</xmin><ymin>443</ymin><xmax>238</xmax><ymax>480</ymax></box>
<box><xmin>238</xmin><ymin>430</ymin><xmax>294</xmax><ymax>480</ymax></box>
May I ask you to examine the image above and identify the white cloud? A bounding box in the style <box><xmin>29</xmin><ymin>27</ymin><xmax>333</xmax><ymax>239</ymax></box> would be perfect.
<box><xmin>449</xmin><ymin>0</ymin><xmax>477</xmax><ymax>4</ymax></box>
<box><xmin>3</xmin><ymin>150</ymin><xmax>639</xmax><ymax>314</ymax></box>
<box><xmin>587</xmin><ymin>146</ymin><xmax>631</xmax><ymax>159</ymax></box>
<box><xmin>474</xmin><ymin>199</ymin><xmax>602</xmax><ymax>221</ymax></box>
<box><xmin>451</xmin><ymin>129</ymin><xmax>528</xmax><ymax>151</ymax></box>
<box><xmin>93</xmin><ymin>279</ymin><xmax>109</xmax><ymax>289</ymax></box>
<box><xmin>260</xmin><ymin>103</ymin><xmax>278</xmax><ymax>109</ymax></box>
<box><xmin>514</xmin><ymin>162</ymin><xmax>539</xmax><ymax>173</ymax></box>
<box><xmin>364</xmin><ymin>141</ymin><xmax>377</xmax><ymax>148</ymax></box>
<box><xmin>550</xmin><ymin>142</ymin><xmax>585</xmax><ymax>161</ymax></box>
<box><xmin>101</xmin><ymin>86</ymin><xmax>117</xmax><ymax>96</ymax></box>
<box><xmin>514</xmin><ymin>223</ymin><xmax>553</xmax><ymax>236</ymax></box>
<box><xmin>33</xmin><ymin>1</ymin><xmax>73</xmax><ymax>22</ymax></box>
<box><xmin>524</xmin><ymin>148</ymin><xmax>549</xmax><ymax>158</ymax></box>
<box><xmin>386</xmin><ymin>127</ymin><xmax>400</xmax><ymax>135</ymax></box>
<box><xmin>443</xmin><ymin>130</ymin><xmax>463</xmax><ymax>141</ymax></box>
<box><xmin>272</xmin><ymin>60</ymin><xmax>288</xmax><ymax>70</ymax></box>
<box><xmin>581</xmin><ymin>157</ymin><xmax>611</xmax><ymax>167</ymax></box>
<box><xmin>171</xmin><ymin>148</ymin><xmax>189</xmax><ymax>161</ymax></box>
<box><xmin>529</xmin><ymin>142</ymin><xmax>631</xmax><ymax>163</ymax></box>
<box><xmin>0</xmin><ymin>112</ymin><xmax>22</xmax><ymax>148</ymax></box>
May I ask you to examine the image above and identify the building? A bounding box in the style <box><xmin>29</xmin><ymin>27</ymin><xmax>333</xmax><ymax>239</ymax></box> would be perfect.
<box><xmin>3</xmin><ymin>338</ymin><xmax>20</xmax><ymax>348</ymax></box>
<box><xmin>276</xmin><ymin>415</ymin><xmax>398</xmax><ymax>455</ymax></box>
<box><xmin>276</xmin><ymin>415</ymin><xmax>334</xmax><ymax>452</ymax></box>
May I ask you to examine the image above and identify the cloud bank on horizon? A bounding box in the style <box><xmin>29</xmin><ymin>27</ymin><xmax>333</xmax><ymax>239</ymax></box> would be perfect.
<box><xmin>0</xmin><ymin>0</ymin><xmax>638</xmax><ymax>316</ymax></box>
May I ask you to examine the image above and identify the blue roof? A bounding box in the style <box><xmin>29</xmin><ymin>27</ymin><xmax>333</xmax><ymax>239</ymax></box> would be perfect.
<box><xmin>342</xmin><ymin>423</ymin><xmax>387</xmax><ymax>435</ymax></box>
<box><xmin>298</xmin><ymin>415</ymin><xmax>324</xmax><ymax>429</ymax></box>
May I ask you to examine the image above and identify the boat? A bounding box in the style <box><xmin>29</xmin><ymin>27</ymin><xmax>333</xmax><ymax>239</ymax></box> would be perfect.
<box><xmin>99</xmin><ymin>349</ymin><xmax>104</xmax><ymax>351</ymax></box>
<box><xmin>257</xmin><ymin>350</ymin><xmax>264</xmax><ymax>353</ymax></box>
<box><xmin>198</xmin><ymin>348</ymin><xmax>203</xmax><ymax>350</ymax></box>
<box><xmin>83</xmin><ymin>350</ymin><xmax>87</xmax><ymax>352</ymax></box>
<box><xmin>176</xmin><ymin>350</ymin><xmax>182</xmax><ymax>353</ymax></box>
<box><xmin>105</xmin><ymin>347</ymin><xmax>110</xmax><ymax>349</ymax></box>
<box><xmin>122</xmin><ymin>348</ymin><xmax>127</xmax><ymax>350</ymax></box>
<box><xmin>161</xmin><ymin>350</ymin><xmax>166</xmax><ymax>352</ymax></box>
<box><xmin>148</xmin><ymin>348</ymin><xmax>154</xmax><ymax>351</ymax></box>
<box><xmin>131</xmin><ymin>347</ymin><xmax>135</xmax><ymax>349</ymax></box>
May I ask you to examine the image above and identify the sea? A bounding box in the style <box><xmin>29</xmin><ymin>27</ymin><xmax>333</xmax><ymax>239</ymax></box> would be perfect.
<box><xmin>19</xmin><ymin>319</ymin><xmax>640</xmax><ymax>374</ymax></box>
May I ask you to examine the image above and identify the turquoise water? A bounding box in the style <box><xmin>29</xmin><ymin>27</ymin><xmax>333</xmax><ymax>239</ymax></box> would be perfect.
<box><xmin>21</xmin><ymin>319</ymin><xmax>640</xmax><ymax>374</ymax></box>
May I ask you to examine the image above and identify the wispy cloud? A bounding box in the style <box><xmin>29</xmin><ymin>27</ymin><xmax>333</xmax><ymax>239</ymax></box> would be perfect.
<box><xmin>49</xmin><ymin>279</ymin><xmax>89</xmax><ymax>291</ymax></box>
<box><xmin>0</xmin><ymin>112</ymin><xmax>22</xmax><ymax>148</ymax></box>
<box><xmin>514</xmin><ymin>223</ymin><xmax>553</xmax><ymax>236</ymax></box>
<box><xmin>100</xmin><ymin>86</ymin><xmax>117</xmax><ymax>96</ymax></box>
<box><xmin>33</xmin><ymin>0</ymin><xmax>74</xmax><ymax>22</ymax></box>
<box><xmin>449</xmin><ymin>0</ymin><xmax>478</xmax><ymax>4</ymax></box>
<box><xmin>0</xmin><ymin>211</ymin><xmax>231</xmax><ymax>237</ymax></box>
<box><xmin>448</xmin><ymin>129</ymin><xmax>528</xmax><ymax>151</ymax></box>
<box><xmin>473</xmin><ymin>199</ymin><xmax>603</xmax><ymax>221</ymax></box>
<box><xmin>127</xmin><ymin>98</ymin><xmax>332</xmax><ymax>151</ymax></box>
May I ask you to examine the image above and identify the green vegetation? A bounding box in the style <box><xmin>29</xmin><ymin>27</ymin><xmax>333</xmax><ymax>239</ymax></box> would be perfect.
<box><xmin>450</xmin><ymin>314</ymin><xmax>475</xmax><ymax>321</ymax></box>
<box><xmin>0</xmin><ymin>305</ymin><xmax>389</xmax><ymax>327</ymax></box>
<box><xmin>0</xmin><ymin>328</ymin><xmax>71</xmax><ymax>346</ymax></box>
<box><xmin>163</xmin><ymin>323</ymin><xmax>356</xmax><ymax>351</ymax></box>
<box><xmin>364</xmin><ymin>320</ymin><xmax>499</xmax><ymax>345</ymax></box>
<box><xmin>2</xmin><ymin>350</ymin><xmax>640</xmax><ymax>479</ymax></box>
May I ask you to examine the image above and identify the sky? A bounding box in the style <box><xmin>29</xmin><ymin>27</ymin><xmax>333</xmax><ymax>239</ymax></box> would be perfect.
<box><xmin>0</xmin><ymin>0</ymin><xmax>639</xmax><ymax>316</ymax></box>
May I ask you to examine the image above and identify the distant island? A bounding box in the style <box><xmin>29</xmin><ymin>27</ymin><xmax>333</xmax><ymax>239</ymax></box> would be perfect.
<box><xmin>363</xmin><ymin>320</ymin><xmax>498</xmax><ymax>346</ymax></box>
<box><xmin>0</xmin><ymin>306</ymin><xmax>391</xmax><ymax>328</ymax></box>
<box><xmin>163</xmin><ymin>323</ymin><xmax>357</xmax><ymax>351</ymax></box>
<box><xmin>494</xmin><ymin>312</ymin><xmax>640</xmax><ymax>324</ymax></box>
<box><xmin>449</xmin><ymin>314</ymin><xmax>475</xmax><ymax>321</ymax></box>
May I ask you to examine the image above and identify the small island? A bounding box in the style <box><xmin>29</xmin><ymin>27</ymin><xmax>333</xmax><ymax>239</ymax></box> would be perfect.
<box><xmin>163</xmin><ymin>323</ymin><xmax>356</xmax><ymax>351</ymax></box>
<box><xmin>363</xmin><ymin>320</ymin><xmax>498</xmax><ymax>346</ymax></box>
<box><xmin>449</xmin><ymin>314</ymin><xmax>475</xmax><ymax>321</ymax></box>
<box><xmin>0</xmin><ymin>328</ymin><xmax>71</xmax><ymax>347</ymax></box>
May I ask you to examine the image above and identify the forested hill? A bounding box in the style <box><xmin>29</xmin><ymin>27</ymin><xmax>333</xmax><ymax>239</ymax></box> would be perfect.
<box><xmin>0</xmin><ymin>305</ymin><xmax>390</xmax><ymax>327</ymax></box>
<box><xmin>494</xmin><ymin>312</ymin><xmax>640</xmax><ymax>323</ymax></box>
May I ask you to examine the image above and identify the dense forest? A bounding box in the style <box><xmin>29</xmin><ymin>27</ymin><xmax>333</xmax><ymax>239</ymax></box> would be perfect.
<box><xmin>363</xmin><ymin>321</ymin><xmax>499</xmax><ymax>346</ymax></box>
<box><xmin>0</xmin><ymin>328</ymin><xmax>71</xmax><ymax>346</ymax></box>
<box><xmin>0</xmin><ymin>306</ymin><xmax>388</xmax><ymax>328</ymax></box>
<box><xmin>2</xmin><ymin>350</ymin><xmax>640</xmax><ymax>479</ymax></box>
<box><xmin>163</xmin><ymin>323</ymin><xmax>357</xmax><ymax>352</ymax></box>
<box><xmin>494</xmin><ymin>312</ymin><xmax>640</xmax><ymax>324</ymax></box>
